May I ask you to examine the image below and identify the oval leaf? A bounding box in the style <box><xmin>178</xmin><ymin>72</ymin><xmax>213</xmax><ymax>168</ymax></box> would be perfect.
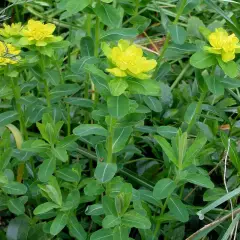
<box><xmin>94</xmin><ymin>162</ymin><xmax>117</xmax><ymax>183</ymax></box>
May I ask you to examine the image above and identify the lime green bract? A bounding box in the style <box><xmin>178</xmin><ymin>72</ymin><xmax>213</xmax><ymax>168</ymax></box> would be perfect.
<box><xmin>104</xmin><ymin>40</ymin><xmax>157</xmax><ymax>80</ymax></box>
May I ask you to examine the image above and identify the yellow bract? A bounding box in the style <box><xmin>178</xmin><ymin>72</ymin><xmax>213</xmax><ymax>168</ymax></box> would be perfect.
<box><xmin>0</xmin><ymin>42</ymin><xmax>20</xmax><ymax>65</ymax></box>
<box><xmin>21</xmin><ymin>19</ymin><xmax>62</xmax><ymax>46</ymax></box>
<box><xmin>205</xmin><ymin>28</ymin><xmax>240</xmax><ymax>62</ymax></box>
<box><xmin>105</xmin><ymin>40</ymin><xmax>157</xmax><ymax>79</ymax></box>
<box><xmin>0</xmin><ymin>23</ymin><xmax>23</xmax><ymax>38</ymax></box>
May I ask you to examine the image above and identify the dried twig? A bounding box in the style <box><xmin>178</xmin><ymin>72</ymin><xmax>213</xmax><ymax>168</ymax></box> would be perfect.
<box><xmin>186</xmin><ymin>208</ymin><xmax>240</xmax><ymax>240</ymax></box>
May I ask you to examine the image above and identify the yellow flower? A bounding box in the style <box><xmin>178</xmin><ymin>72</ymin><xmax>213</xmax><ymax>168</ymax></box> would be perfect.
<box><xmin>21</xmin><ymin>19</ymin><xmax>62</xmax><ymax>46</ymax></box>
<box><xmin>0</xmin><ymin>41</ymin><xmax>21</xmax><ymax>65</ymax></box>
<box><xmin>105</xmin><ymin>40</ymin><xmax>157</xmax><ymax>79</ymax></box>
<box><xmin>205</xmin><ymin>28</ymin><xmax>240</xmax><ymax>62</ymax></box>
<box><xmin>0</xmin><ymin>23</ymin><xmax>23</xmax><ymax>38</ymax></box>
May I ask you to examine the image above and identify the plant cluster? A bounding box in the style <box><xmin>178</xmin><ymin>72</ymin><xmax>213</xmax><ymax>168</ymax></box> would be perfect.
<box><xmin>0</xmin><ymin>0</ymin><xmax>240</xmax><ymax>240</ymax></box>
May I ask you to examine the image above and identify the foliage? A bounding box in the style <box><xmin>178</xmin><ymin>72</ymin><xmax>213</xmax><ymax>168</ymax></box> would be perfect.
<box><xmin>0</xmin><ymin>0</ymin><xmax>240</xmax><ymax>239</ymax></box>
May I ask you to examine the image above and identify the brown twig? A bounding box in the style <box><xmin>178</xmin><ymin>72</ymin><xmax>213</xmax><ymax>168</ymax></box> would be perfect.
<box><xmin>186</xmin><ymin>208</ymin><xmax>240</xmax><ymax>240</ymax></box>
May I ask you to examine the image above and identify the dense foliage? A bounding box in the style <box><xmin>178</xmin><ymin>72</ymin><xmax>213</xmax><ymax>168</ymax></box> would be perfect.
<box><xmin>1</xmin><ymin>0</ymin><xmax>240</xmax><ymax>239</ymax></box>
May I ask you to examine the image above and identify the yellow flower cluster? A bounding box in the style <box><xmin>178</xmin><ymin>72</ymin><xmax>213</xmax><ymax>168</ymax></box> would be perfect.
<box><xmin>21</xmin><ymin>20</ymin><xmax>62</xmax><ymax>46</ymax></box>
<box><xmin>0</xmin><ymin>23</ymin><xmax>23</xmax><ymax>38</ymax></box>
<box><xmin>0</xmin><ymin>19</ymin><xmax>62</xmax><ymax>47</ymax></box>
<box><xmin>0</xmin><ymin>41</ymin><xmax>20</xmax><ymax>65</ymax></box>
<box><xmin>205</xmin><ymin>28</ymin><xmax>240</xmax><ymax>62</ymax></box>
<box><xmin>105</xmin><ymin>40</ymin><xmax>157</xmax><ymax>79</ymax></box>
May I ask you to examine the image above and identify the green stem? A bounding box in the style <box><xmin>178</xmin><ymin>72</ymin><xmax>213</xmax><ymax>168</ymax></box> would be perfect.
<box><xmin>173</xmin><ymin>0</ymin><xmax>187</xmax><ymax>24</ymax></box>
<box><xmin>93</xmin><ymin>15</ymin><xmax>100</xmax><ymax>105</ymax></box>
<box><xmin>43</xmin><ymin>78</ymin><xmax>51</xmax><ymax>107</ymax></box>
<box><xmin>67</xmin><ymin>104</ymin><xmax>71</xmax><ymax>136</ymax></box>
<box><xmin>40</xmin><ymin>55</ymin><xmax>51</xmax><ymax>107</ymax></box>
<box><xmin>153</xmin><ymin>197</ymin><xmax>170</xmax><ymax>239</ymax></box>
<box><xmin>135</xmin><ymin>0</ymin><xmax>140</xmax><ymax>15</ymax></box>
<box><xmin>106</xmin><ymin>117</ymin><xmax>114</xmax><ymax>163</ymax></box>
<box><xmin>226</xmin><ymin>88</ymin><xmax>240</xmax><ymax>104</ymax></box>
<box><xmin>54</xmin><ymin>58</ymin><xmax>64</xmax><ymax>84</ymax></box>
<box><xmin>153</xmin><ymin>0</ymin><xmax>187</xmax><ymax>77</ymax></box>
<box><xmin>186</xmin><ymin>91</ymin><xmax>207</xmax><ymax>133</ymax></box>
<box><xmin>170</xmin><ymin>63</ymin><xmax>190</xmax><ymax>90</ymax></box>
<box><xmin>84</xmin><ymin>12</ymin><xmax>92</xmax><ymax>124</ymax></box>
<box><xmin>11</xmin><ymin>76</ymin><xmax>28</xmax><ymax>183</ymax></box>
<box><xmin>10</xmin><ymin>77</ymin><xmax>28</xmax><ymax>140</ymax></box>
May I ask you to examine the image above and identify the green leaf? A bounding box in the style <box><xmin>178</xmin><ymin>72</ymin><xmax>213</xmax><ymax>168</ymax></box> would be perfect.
<box><xmin>94</xmin><ymin>162</ymin><xmax>118</xmax><ymax>183</ymax></box>
<box><xmin>130</xmin><ymin>15</ymin><xmax>151</xmax><ymax>34</ymax></box>
<box><xmin>73</xmin><ymin>124</ymin><xmax>108</xmax><ymax>137</ymax></box>
<box><xmin>102</xmin><ymin>215</ymin><xmax>121</xmax><ymax>228</ymax></box>
<box><xmin>156</xmin><ymin>126</ymin><xmax>178</xmax><ymax>139</ymax></box>
<box><xmin>63</xmin><ymin>189</ymin><xmax>81</xmax><ymax>210</ymax></box>
<box><xmin>2</xmin><ymin>182</ymin><xmax>27</xmax><ymax>195</ymax></box>
<box><xmin>190</xmin><ymin>51</ymin><xmax>217</xmax><ymax>69</ymax></box>
<box><xmin>143</xmin><ymin>96</ymin><xmax>162</xmax><ymax>113</ymax></box>
<box><xmin>221</xmin><ymin>131</ymin><xmax>240</xmax><ymax>173</ymax></box>
<box><xmin>56</xmin><ymin>167</ymin><xmax>80</xmax><ymax>182</ymax></box>
<box><xmin>109</xmin><ymin>79</ymin><xmax>128</xmax><ymax>96</ymax></box>
<box><xmin>38</xmin><ymin>157</ymin><xmax>56</xmax><ymax>182</ymax></box>
<box><xmin>165</xmin><ymin>43</ymin><xmax>197</xmax><ymax>59</ymax></box>
<box><xmin>113</xmin><ymin>226</ymin><xmax>129</xmax><ymax>240</ymax></box>
<box><xmin>197</xmin><ymin>122</ymin><xmax>214</xmax><ymax>140</ymax></box>
<box><xmin>65</xmin><ymin>0</ymin><xmax>90</xmax><ymax>14</ymax></box>
<box><xmin>168</xmin><ymin>197</ymin><xmax>189</xmax><ymax>222</ymax></box>
<box><xmin>122</xmin><ymin>210</ymin><xmax>151</xmax><ymax>229</ymax></box>
<box><xmin>203</xmin><ymin>188</ymin><xmax>226</xmax><ymax>202</ymax></box>
<box><xmin>127</xmin><ymin>79</ymin><xmax>160</xmax><ymax>96</ymax></box>
<box><xmin>154</xmin><ymin>135</ymin><xmax>178</xmax><ymax>166</ymax></box>
<box><xmin>107</xmin><ymin>95</ymin><xmax>129</xmax><ymax>118</ymax></box>
<box><xmin>84</xmin><ymin>179</ymin><xmax>105</xmax><ymax>196</ymax></box>
<box><xmin>169</xmin><ymin>24</ymin><xmax>187</xmax><ymax>45</ymax></box>
<box><xmin>90</xmin><ymin>229</ymin><xmax>113</xmax><ymax>240</ymax></box>
<box><xmin>139</xmin><ymin>190</ymin><xmax>160</xmax><ymax>206</ymax></box>
<box><xmin>102</xmin><ymin>196</ymin><xmax>118</xmax><ymax>216</ymax></box>
<box><xmin>112</xmin><ymin>127</ymin><xmax>132</xmax><ymax>153</ymax></box>
<box><xmin>44</xmin><ymin>69</ymin><xmax>60</xmax><ymax>86</ymax></box>
<box><xmin>6</xmin><ymin>216</ymin><xmax>30</xmax><ymax>240</ymax></box>
<box><xmin>187</xmin><ymin>16</ymin><xmax>205</xmax><ymax>38</ymax></box>
<box><xmin>50</xmin><ymin>84</ymin><xmax>80</xmax><ymax>99</ymax></box>
<box><xmin>0</xmin><ymin>149</ymin><xmax>12</xmax><ymax>171</ymax></box>
<box><xmin>85</xmin><ymin>204</ymin><xmax>104</xmax><ymax>216</ymax></box>
<box><xmin>33</xmin><ymin>202</ymin><xmax>60</xmax><ymax>215</ymax></box>
<box><xmin>21</xmin><ymin>139</ymin><xmax>50</xmax><ymax>153</ymax></box>
<box><xmin>100</xmin><ymin>28</ymin><xmax>138</xmax><ymax>42</ymax></box>
<box><xmin>183</xmin><ymin>135</ymin><xmax>207</xmax><ymax>167</ymax></box>
<box><xmin>94</xmin><ymin>2</ymin><xmax>121</xmax><ymax>28</ymax></box>
<box><xmin>80</xmin><ymin>36</ymin><xmax>94</xmax><ymax>57</ymax></box>
<box><xmin>184</xmin><ymin>102</ymin><xmax>197</xmax><ymax>124</ymax></box>
<box><xmin>204</xmin><ymin>75</ymin><xmax>224</xmax><ymax>97</ymax></box>
<box><xmin>68</xmin><ymin>215</ymin><xmax>87</xmax><ymax>240</ymax></box>
<box><xmin>221</xmin><ymin>77</ymin><xmax>240</xmax><ymax>88</ymax></box>
<box><xmin>116</xmin><ymin>113</ymin><xmax>145</xmax><ymax>127</ymax></box>
<box><xmin>183</xmin><ymin>173</ymin><xmax>214</xmax><ymax>189</ymax></box>
<box><xmin>71</xmin><ymin>56</ymin><xmax>99</xmax><ymax>74</ymax></box>
<box><xmin>7</xmin><ymin>198</ymin><xmax>25</xmax><ymax>216</ymax></box>
<box><xmin>39</xmin><ymin>178</ymin><xmax>62</xmax><ymax>206</ymax></box>
<box><xmin>52</xmin><ymin>147</ymin><xmax>68</xmax><ymax>162</ymax></box>
<box><xmin>50</xmin><ymin>212</ymin><xmax>69</xmax><ymax>236</ymax></box>
<box><xmin>153</xmin><ymin>178</ymin><xmax>177</xmax><ymax>200</ymax></box>
<box><xmin>217</xmin><ymin>58</ymin><xmax>239</xmax><ymax>78</ymax></box>
<box><xmin>114</xmin><ymin>183</ymin><xmax>133</xmax><ymax>215</ymax></box>
<box><xmin>0</xmin><ymin>111</ymin><xmax>18</xmax><ymax>127</ymax></box>
<box><xmin>64</xmin><ymin>98</ymin><xmax>93</xmax><ymax>108</ymax></box>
